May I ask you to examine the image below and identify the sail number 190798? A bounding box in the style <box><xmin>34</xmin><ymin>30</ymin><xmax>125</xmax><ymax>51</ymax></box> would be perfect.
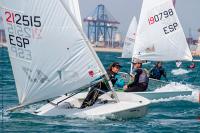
<box><xmin>148</xmin><ymin>8</ymin><xmax>174</xmax><ymax>25</ymax></box>
<box><xmin>148</xmin><ymin>8</ymin><xmax>179</xmax><ymax>35</ymax></box>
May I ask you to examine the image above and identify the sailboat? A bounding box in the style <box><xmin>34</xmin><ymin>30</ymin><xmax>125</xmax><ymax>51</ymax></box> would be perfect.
<box><xmin>133</xmin><ymin>0</ymin><xmax>193</xmax><ymax>61</ymax></box>
<box><xmin>121</xmin><ymin>16</ymin><xmax>137</xmax><ymax>58</ymax></box>
<box><xmin>194</xmin><ymin>35</ymin><xmax>200</xmax><ymax>55</ymax></box>
<box><xmin>120</xmin><ymin>0</ymin><xmax>194</xmax><ymax>100</ymax></box>
<box><xmin>1</xmin><ymin>0</ymin><xmax>150</xmax><ymax>119</ymax></box>
<box><xmin>120</xmin><ymin>16</ymin><xmax>149</xmax><ymax>75</ymax></box>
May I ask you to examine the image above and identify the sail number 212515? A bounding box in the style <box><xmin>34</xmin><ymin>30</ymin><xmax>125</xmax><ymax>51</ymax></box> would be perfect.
<box><xmin>5</xmin><ymin>11</ymin><xmax>41</xmax><ymax>27</ymax></box>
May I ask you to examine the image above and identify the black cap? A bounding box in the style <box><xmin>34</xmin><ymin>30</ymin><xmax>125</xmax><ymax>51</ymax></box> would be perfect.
<box><xmin>112</xmin><ymin>62</ymin><xmax>122</xmax><ymax>68</ymax></box>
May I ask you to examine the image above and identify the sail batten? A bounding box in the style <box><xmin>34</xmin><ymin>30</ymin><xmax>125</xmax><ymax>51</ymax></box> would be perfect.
<box><xmin>133</xmin><ymin>0</ymin><xmax>192</xmax><ymax>61</ymax></box>
<box><xmin>1</xmin><ymin>0</ymin><xmax>104</xmax><ymax>105</ymax></box>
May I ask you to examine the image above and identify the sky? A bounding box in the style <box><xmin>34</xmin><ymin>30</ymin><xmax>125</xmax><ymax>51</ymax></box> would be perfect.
<box><xmin>0</xmin><ymin>0</ymin><xmax>199</xmax><ymax>39</ymax></box>
<box><xmin>79</xmin><ymin>0</ymin><xmax>200</xmax><ymax>39</ymax></box>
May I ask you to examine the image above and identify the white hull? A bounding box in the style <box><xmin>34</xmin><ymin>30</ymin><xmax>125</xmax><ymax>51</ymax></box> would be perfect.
<box><xmin>134</xmin><ymin>91</ymin><xmax>192</xmax><ymax>100</ymax></box>
<box><xmin>118</xmin><ymin>72</ymin><xmax>192</xmax><ymax>100</ymax></box>
<box><xmin>35</xmin><ymin>92</ymin><xmax>150</xmax><ymax>119</ymax></box>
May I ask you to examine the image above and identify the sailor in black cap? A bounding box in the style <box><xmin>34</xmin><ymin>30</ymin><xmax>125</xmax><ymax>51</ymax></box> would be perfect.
<box><xmin>80</xmin><ymin>62</ymin><xmax>125</xmax><ymax>108</ymax></box>
<box><xmin>105</xmin><ymin>62</ymin><xmax>126</xmax><ymax>88</ymax></box>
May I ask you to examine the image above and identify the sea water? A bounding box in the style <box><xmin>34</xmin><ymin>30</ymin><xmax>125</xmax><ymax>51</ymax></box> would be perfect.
<box><xmin>1</xmin><ymin>48</ymin><xmax>200</xmax><ymax>132</ymax></box>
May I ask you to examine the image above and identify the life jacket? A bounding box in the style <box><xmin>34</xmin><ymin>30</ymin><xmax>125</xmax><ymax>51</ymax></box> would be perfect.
<box><xmin>114</xmin><ymin>74</ymin><xmax>125</xmax><ymax>88</ymax></box>
<box><xmin>106</xmin><ymin>70</ymin><xmax>125</xmax><ymax>88</ymax></box>
<box><xmin>138</xmin><ymin>69</ymin><xmax>149</xmax><ymax>84</ymax></box>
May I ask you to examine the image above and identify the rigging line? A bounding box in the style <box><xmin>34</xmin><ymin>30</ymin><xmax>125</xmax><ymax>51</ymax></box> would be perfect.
<box><xmin>59</xmin><ymin>0</ymin><xmax>119</xmax><ymax>103</ymax></box>
<box><xmin>8</xmin><ymin>78</ymin><xmax>105</xmax><ymax>112</ymax></box>
<box><xmin>50</xmin><ymin>78</ymin><xmax>104</xmax><ymax>106</ymax></box>
<box><xmin>54</xmin><ymin>87</ymin><xmax>88</xmax><ymax>105</ymax></box>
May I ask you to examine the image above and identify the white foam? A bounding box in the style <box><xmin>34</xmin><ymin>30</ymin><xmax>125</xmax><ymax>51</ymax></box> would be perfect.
<box><xmin>20</xmin><ymin>103</ymin><xmax>45</xmax><ymax>114</ymax></box>
<box><xmin>152</xmin><ymin>82</ymin><xmax>200</xmax><ymax>103</ymax></box>
<box><xmin>154</xmin><ymin>82</ymin><xmax>193</xmax><ymax>92</ymax></box>
<box><xmin>75</xmin><ymin>113</ymin><xmax>107</xmax><ymax>121</ymax></box>
<box><xmin>1</xmin><ymin>110</ymin><xmax>10</xmax><ymax>122</ymax></box>
<box><xmin>171</xmin><ymin>68</ymin><xmax>191</xmax><ymax>75</ymax></box>
<box><xmin>20</xmin><ymin>103</ymin><xmax>108</xmax><ymax>121</ymax></box>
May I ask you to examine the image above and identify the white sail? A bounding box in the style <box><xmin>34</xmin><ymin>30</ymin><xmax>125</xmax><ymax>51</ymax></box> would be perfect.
<box><xmin>199</xmin><ymin>35</ymin><xmax>200</xmax><ymax>44</ymax></box>
<box><xmin>133</xmin><ymin>0</ymin><xmax>192</xmax><ymax>61</ymax></box>
<box><xmin>121</xmin><ymin>16</ymin><xmax>137</xmax><ymax>58</ymax></box>
<box><xmin>195</xmin><ymin>35</ymin><xmax>200</xmax><ymax>54</ymax></box>
<box><xmin>61</xmin><ymin>0</ymin><xmax>82</xmax><ymax>28</ymax></box>
<box><xmin>1</xmin><ymin>0</ymin><xmax>105</xmax><ymax>106</ymax></box>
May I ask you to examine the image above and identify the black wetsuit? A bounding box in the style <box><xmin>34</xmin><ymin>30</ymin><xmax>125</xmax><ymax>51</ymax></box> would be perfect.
<box><xmin>149</xmin><ymin>66</ymin><xmax>166</xmax><ymax>80</ymax></box>
<box><xmin>124</xmin><ymin>68</ymin><xmax>149</xmax><ymax>92</ymax></box>
<box><xmin>80</xmin><ymin>70</ymin><xmax>116</xmax><ymax>108</ymax></box>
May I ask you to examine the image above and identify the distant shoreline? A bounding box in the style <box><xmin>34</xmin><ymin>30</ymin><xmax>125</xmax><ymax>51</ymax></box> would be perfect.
<box><xmin>0</xmin><ymin>43</ymin><xmax>7</xmax><ymax>48</ymax></box>
<box><xmin>93</xmin><ymin>47</ymin><xmax>200</xmax><ymax>57</ymax></box>
<box><xmin>94</xmin><ymin>47</ymin><xmax>122</xmax><ymax>53</ymax></box>
<box><xmin>1</xmin><ymin>44</ymin><xmax>200</xmax><ymax>57</ymax></box>
<box><xmin>191</xmin><ymin>51</ymin><xmax>200</xmax><ymax>56</ymax></box>
<box><xmin>0</xmin><ymin>43</ymin><xmax>123</xmax><ymax>53</ymax></box>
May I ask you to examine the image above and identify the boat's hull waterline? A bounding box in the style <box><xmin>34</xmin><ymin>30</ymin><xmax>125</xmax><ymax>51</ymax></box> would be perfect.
<box><xmin>134</xmin><ymin>91</ymin><xmax>192</xmax><ymax>100</ymax></box>
<box><xmin>35</xmin><ymin>92</ymin><xmax>150</xmax><ymax>119</ymax></box>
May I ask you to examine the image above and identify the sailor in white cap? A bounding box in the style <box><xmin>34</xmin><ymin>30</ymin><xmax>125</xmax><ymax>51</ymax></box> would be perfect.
<box><xmin>124</xmin><ymin>59</ymin><xmax>149</xmax><ymax>92</ymax></box>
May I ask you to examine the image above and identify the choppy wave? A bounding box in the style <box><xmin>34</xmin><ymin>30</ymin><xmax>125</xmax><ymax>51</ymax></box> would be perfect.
<box><xmin>171</xmin><ymin>68</ymin><xmax>191</xmax><ymax>75</ymax></box>
<box><xmin>1</xmin><ymin>48</ymin><xmax>200</xmax><ymax>132</ymax></box>
<box><xmin>152</xmin><ymin>82</ymin><xmax>200</xmax><ymax>103</ymax></box>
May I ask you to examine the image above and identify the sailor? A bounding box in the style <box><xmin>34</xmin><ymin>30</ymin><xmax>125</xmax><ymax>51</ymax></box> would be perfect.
<box><xmin>92</xmin><ymin>62</ymin><xmax>125</xmax><ymax>93</ymax></box>
<box><xmin>149</xmin><ymin>61</ymin><xmax>167</xmax><ymax>80</ymax></box>
<box><xmin>106</xmin><ymin>62</ymin><xmax>125</xmax><ymax>88</ymax></box>
<box><xmin>80</xmin><ymin>62</ymin><xmax>125</xmax><ymax>108</ymax></box>
<box><xmin>123</xmin><ymin>59</ymin><xmax>149</xmax><ymax>92</ymax></box>
<box><xmin>187</xmin><ymin>62</ymin><xmax>195</xmax><ymax>69</ymax></box>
